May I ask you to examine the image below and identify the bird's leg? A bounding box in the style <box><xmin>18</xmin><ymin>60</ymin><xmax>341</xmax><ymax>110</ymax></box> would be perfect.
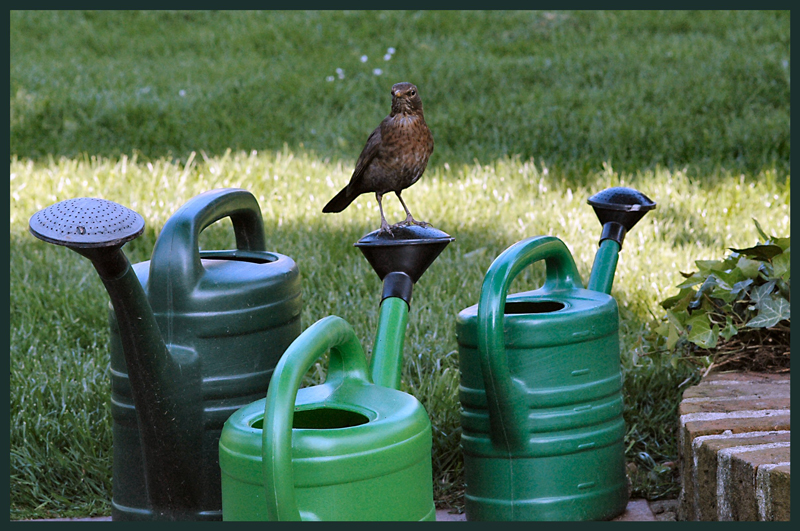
<box><xmin>376</xmin><ymin>192</ymin><xmax>393</xmax><ymax>235</ymax></box>
<box><xmin>394</xmin><ymin>191</ymin><xmax>429</xmax><ymax>227</ymax></box>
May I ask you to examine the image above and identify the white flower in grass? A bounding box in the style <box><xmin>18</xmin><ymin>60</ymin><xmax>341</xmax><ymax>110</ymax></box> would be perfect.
<box><xmin>387</xmin><ymin>47</ymin><xmax>395</xmax><ymax>54</ymax></box>
<box><xmin>373</xmin><ymin>68</ymin><xmax>383</xmax><ymax>76</ymax></box>
<box><xmin>178</xmin><ymin>89</ymin><xmax>186</xmax><ymax>97</ymax></box>
<box><xmin>326</xmin><ymin>76</ymin><xmax>335</xmax><ymax>82</ymax></box>
<box><xmin>384</xmin><ymin>54</ymin><xmax>392</xmax><ymax>61</ymax></box>
<box><xmin>360</xmin><ymin>55</ymin><xmax>368</xmax><ymax>62</ymax></box>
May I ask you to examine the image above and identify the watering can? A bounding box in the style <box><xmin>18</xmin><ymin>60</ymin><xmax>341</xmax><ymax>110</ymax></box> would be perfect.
<box><xmin>29</xmin><ymin>188</ymin><xmax>302</xmax><ymax>521</ymax></box>
<box><xmin>219</xmin><ymin>225</ymin><xmax>453</xmax><ymax>520</ymax></box>
<box><xmin>455</xmin><ymin>187</ymin><xmax>655</xmax><ymax>521</ymax></box>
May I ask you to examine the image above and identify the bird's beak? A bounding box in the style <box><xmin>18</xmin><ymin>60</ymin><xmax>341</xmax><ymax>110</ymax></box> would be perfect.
<box><xmin>392</xmin><ymin>90</ymin><xmax>401</xmax><ymax>98</ymax></box>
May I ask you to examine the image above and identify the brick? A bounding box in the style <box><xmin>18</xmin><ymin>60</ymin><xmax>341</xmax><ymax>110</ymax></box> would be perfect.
<box><xmin>691</xmin><ymin>431</ymin><xmax>790</xmax><ymax>520</ymax></box>
<box><xmin>676</xmin><ymin>371</ymin><xmax>791</xmax><ymax>521</ymax></box>
<box><xmin>679</xmin><ymin>396</ymin><xmax>790</xmax><ymax>414</ymax></box>
<box><xmin>758</xmin><ymin>464</ymin><xmax>790</xmax><ymax>521</ymax></box>
<box><xmin>677</xmin><ymin>410</ymin><xmax>791</xmax><ymax>520</ymax></box>
<box><xmin>698</xmin><ymin>372</ymin><xmax>791</xmax><ymax>384</ymax></box>
<box><xmin>721</xmin><ymin>444</ymin><xmax>790</xmax><ymax>521</ymax></box>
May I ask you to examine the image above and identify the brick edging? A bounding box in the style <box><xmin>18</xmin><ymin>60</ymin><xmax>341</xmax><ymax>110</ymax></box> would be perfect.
<box><xmin>676</xmin><ymin>372</ymin><xmax>790</xmax><ymax>521</ymax></box>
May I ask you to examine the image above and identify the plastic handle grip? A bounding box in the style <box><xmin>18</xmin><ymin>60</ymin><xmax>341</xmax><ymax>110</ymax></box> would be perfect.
<box><xmin>476</xmin><ymin>236</ymin><xmax>583</xmax><ymax>453</ymax></box>
<box><xmin>261</xmin><ymin>316</ymin><xmax>370</xmax><ymax>521</ymax></box>
<box><xmin>147</xmin><ymin>188</ymin><xmax>267</xmax><ymax>309</ymax></box>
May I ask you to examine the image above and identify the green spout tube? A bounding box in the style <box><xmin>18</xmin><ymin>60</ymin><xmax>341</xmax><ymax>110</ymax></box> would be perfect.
<box><xmin>84</xmin><ymin>247</ymin><xmax>202</xmax><ymax>519</ymax></box>
<box><xmin>370</xmin><ymin>296</ymin><xmax>409</xmax><ymax>390</ymax></box>
<box><xmin>587</xmin><ymin>238</ymin><xmax>621</xmax><ymax>295</ymax></box>
<box><xmin>369</xmin><ymin>271</ymin><xmax>414</xmax><ymax>390</ymax></box>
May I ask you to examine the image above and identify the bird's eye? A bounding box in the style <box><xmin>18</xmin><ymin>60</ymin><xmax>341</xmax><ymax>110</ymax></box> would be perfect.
<box><xmin>410</xmin><ymin>90</ymin><xmax>416</xmax><ymax>96</ymax></box>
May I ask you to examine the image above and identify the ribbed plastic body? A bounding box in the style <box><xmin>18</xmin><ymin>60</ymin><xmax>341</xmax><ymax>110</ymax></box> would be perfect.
<box><xmin>219</xmin><ymin>317</ymin><xmax>435</xmax><ymax>521</ymax></box>
<box><xmin>455</xmin><ymin>236</ymin><xmax>628</xmax><ymax>521</ymax></box>
<box><xmin>108</xmin><ymin>190</ymin><xmax>302</xmax><ymax>521</ymax></box>
<box><xmin>109</xmin><ymin>256</ymin><xmax>301</xmax><ymax>520</ymax></box>
<box><xmin>219</xmin><ymin>390</ymin><xmax>434</xmax><ymax>521</ymax></box>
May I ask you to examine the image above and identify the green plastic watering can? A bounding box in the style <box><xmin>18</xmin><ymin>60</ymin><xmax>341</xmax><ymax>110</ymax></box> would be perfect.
<box><xmin>456</xmin><ymin>187</ymin><xmax>655</xmax><ymax>521</ymax></box>
<box><xmin>29</xmin><ymin>189</ymin><xmax>301</xmax><ymax>521</ymax></box>
<box><xmin>219</xmin><ymin>225</ymin><xmax>453</xmax><ymax>521</ymax></box>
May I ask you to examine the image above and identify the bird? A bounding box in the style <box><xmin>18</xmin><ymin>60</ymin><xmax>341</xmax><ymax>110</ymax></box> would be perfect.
<box><xmin>322</xmin><ymin>82</ymin><xmax>434</xmax><ymax>234</ymax></box>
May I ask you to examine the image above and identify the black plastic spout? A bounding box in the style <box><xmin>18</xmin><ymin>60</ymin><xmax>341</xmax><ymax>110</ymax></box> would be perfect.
<box><xmin>29</xmin><ymin>198</ymin><xmax>202</xmax><ymax>519</ymax></box>
<box><xmin>587</xmin><ymin>187</ymin><xmax>656</xmax><ymax>249</ymax></box>
<box><xmin>586</xmin><ymin>187</ymin><xmax>656</xmax><ymax>294</ymax></box>
<box><xmin>355</xmin><ymin>224</ymin><xmax>454</xmax><ymax>306</ymax></box>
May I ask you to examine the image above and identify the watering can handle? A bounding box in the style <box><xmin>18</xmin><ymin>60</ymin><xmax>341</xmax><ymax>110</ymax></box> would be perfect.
<box><xmin>262</xmin><ymin>315</ymin><xmax>371</xmax><ymax>521</ymax></box>
<box><xmin>477</xmin><ymin>235</ymin><xmax>583</xmax><ymax>453</ymax></box>
<box><xmin>147</xmin><ymin>188</ymin><xmax>267</xmax><ymax>309</ymax></box>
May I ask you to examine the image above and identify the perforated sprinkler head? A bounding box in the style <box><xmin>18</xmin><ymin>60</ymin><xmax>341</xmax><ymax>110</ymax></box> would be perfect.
<box><xmin>587</xmin><ymin>187</ymin><xmax>656</xmax><ymax>248</ymax></box>
<box><xmin>29</xmin><ymin>197</ymin><xmax>145</xmax><ymax>277</ymax></box>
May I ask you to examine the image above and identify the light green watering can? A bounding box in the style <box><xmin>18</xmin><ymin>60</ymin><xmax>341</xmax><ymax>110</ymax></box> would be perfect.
<box><xmin>219</xmin><ymin>225</ymin><xmax>453</xmax><ymax>521</ymax></box>
<box><xmin>456</xmin><ymin>187</ymin><xmax>656</xmax><ymax>521</ymax></box>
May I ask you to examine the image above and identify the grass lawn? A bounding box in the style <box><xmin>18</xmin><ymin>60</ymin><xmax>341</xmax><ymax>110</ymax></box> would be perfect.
<box><xmin>9</xmin><ymin>10</ymin><xmax>790</xmax><ymax>519</ymax></box>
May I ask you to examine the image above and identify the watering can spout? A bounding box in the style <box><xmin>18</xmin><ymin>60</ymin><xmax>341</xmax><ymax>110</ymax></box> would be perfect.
<box><xmin>586</xmin><ymin>187</ymin><xmax>656</xmax><ymax>294</ymax></box>
<box><xmin>29</xmin><ymin>198</ymin><xmax>201</xmax><ymax>517</ymax></box>
<box><xmin>355</xmin><ymin>225</ymin><xmax>454</xmax><ymax>389</ymax></box>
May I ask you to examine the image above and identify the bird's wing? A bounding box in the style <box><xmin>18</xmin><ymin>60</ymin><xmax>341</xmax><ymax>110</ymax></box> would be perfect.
<box><xmin>347</xmin><ymin>124</ymin><xmax>382</xmax><ymax>192</ymax></box>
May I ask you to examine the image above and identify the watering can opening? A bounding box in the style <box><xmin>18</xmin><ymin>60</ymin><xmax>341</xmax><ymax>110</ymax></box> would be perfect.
<box><xmin>504</xmin><ymin>300</ymin><xmax>566</xmax><ymax>315</ymax></box>
<box><xmin>199</xmin><ymin>249</ymin><xmax>279</xmax><ymax>264</ymax></box>
<box><xmin>248</xmin><ymin>407</ymin><xmax>371</xmax><ymax>430</ymax></box>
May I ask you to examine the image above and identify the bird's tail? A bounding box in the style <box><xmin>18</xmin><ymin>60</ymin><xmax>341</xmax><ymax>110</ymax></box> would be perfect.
<box><xmin>322</xmin><ymin>187</ymin><xmax>357</xmax><ymax>213</ymax></box>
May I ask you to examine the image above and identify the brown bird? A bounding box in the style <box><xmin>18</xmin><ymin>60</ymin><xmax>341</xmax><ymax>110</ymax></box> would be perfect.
<box><xmin>322</xmin><ymin>82</ymin><xmax>434</xmax><ymax>234</ymax></box>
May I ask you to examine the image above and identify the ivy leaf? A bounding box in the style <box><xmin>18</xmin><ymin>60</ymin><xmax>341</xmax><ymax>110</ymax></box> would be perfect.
<box><xmin>735</xmin><ymin>256</ymin><xmax>762</xmax><ymax>279</ymax></box>
<box><xmin>666</xmin><ymin>309</ymin><xmax>687</xmax><ymax>331</ymax></box>
<box><xmin>716</xmin><ymin>267</ymin><xmax>748</xmax><ymax>288</ymax></box>
<box><xmin>776</xmin><ymin>279</ymin><xmax>791</xmax><ymax>303</ymax></box>
<box><xmin>695</xmin><ymin>259</ymin><xmax>727</xmax><ymax>273</ymax></box>
<box><xmin>745</xmin><ymin>296</ymin><xmax>790</xmax><ymax>329</ymax></box>
<box><xmin>729</xmin><ymin>244</ymin><xmax>783</xmax><ymax>261</ymax></box>
<box><xmin>666</xmin><ymin>321</ymin><xmax>681</xmax><ymax>350</ymax></box>
<box><xmin>772</xmin><ymin>251</ymin><xmax>790</xmax><ymax>280</ymax></box>
<box><xmin>750</xmin><ymin>280</ymin><xmax>777</xmax><ymax>309</ymax></box>
<box><xmin>710</xmin><ymin>285</ymin><xmax>738</xmax><ymax>303</ymax></box>
<box><xmin>731</xmin><ymin>278</ymin><xmax>754</xmax><ymax>298</ymax></box>
<box><xmin>720</xmin><ymin>317</ymin><xmax>738</xmax><ymax>341</ymax></box>
<box><xmin>660</xmin><ymin>288</ymin><xmax>694</xmax><ymax>310</ymax></box>
<box><xmin>772</xmin><ymin>236</ymin><xmax>790</xmax><ymax>251</ymax></box>
<box><xmin>676</xmin><ymin>274</ymin><xmax>705</xmax><ymax>289</ymax></box>
<box><xmin>686</xmin><ymin>313</ymin><xmax>718</xmax><ymax>349</ymax></box>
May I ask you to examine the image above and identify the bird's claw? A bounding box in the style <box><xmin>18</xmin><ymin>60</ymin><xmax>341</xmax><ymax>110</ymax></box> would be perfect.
<box><xmin>394</xmin><ymin>216</ymin><xmax>430</xmax><ymax>228</ymax></box>
<box><xmin>378</xmin><ymin>221</ymin><xmax>394</xmax><ymax>236</ymax></box>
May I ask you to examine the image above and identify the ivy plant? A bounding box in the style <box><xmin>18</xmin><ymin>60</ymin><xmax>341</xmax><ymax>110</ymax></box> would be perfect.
<box><xmin>651</xmin><ymin>220</ymin><xmax>790</xmax><ymax>353</ymax></box>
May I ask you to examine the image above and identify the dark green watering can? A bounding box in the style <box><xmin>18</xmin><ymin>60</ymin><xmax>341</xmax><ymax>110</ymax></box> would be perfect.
<box><xmin>456</xmin><ymin>187</ymin><xmax>655</xmax><ymax>521</ymax></box>
<box><xmin>29</xmin><ymin>189</ymin><xmax>302</xmax><ymax>521</ymax></box>
<box><xmin>219</xmin><ymin>225</ymin><xmax>453</xmax><ymax>521</ymax></box>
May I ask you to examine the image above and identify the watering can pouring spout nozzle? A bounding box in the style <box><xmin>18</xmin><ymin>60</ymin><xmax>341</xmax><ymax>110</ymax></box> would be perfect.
<box><xmin>29</xmin><ymin>198</ymin><xmax>201</xmax><ymax>518</ymax></box>
<box><xmin>586</xmin><ymin>187</ymin><xmax>656</xmax><ymax>294</ymax></box>
<box><xmin>355</xmin><ymin>225</ymin><xmax>454</xmax><ymax>389</ymax></box>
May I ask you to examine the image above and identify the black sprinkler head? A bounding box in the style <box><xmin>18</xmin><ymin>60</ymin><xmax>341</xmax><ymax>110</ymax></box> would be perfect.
<box><xmin>29</xmin><ymin>197</ymin><xmax>145</xmax><ymax>250</ymax></box>
<box><xmin>355</xmin><ymin>224</ymin><xmax>454</xmax><ymax>283</ymax></box>
<box><xmin>587</xmin><ymin>187</ymin><xmax>656</xmax><ymax>247</ymax></box>
<box><xmin>355</xmin><ymin>225</ymin><xmax>454</xmax><ymax>304</ymax></box>
<box><xmin>30</xmin><ymin>197</ymin><xmax>145</xmax><ymax>277</ymax></box>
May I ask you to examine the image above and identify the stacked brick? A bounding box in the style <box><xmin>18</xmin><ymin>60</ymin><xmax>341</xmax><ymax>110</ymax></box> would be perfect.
<box><xmin>677</xmin><ymin>372</ymin><xmax>790</xmax><ymax>521</ymax></box>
